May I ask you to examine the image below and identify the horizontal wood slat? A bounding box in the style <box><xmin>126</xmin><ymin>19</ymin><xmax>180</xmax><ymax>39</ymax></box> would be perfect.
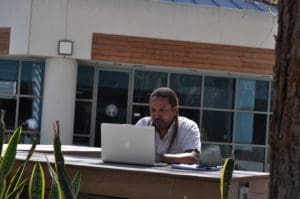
<box><xmin>0</xmin><ymin>28</ymin><xmax>10</xmax><ymax>54</ymax></box>
<box><xmin>92</xmin><ymin>33</ymin><xmax>275</xmax><ymax>75</ymax></box>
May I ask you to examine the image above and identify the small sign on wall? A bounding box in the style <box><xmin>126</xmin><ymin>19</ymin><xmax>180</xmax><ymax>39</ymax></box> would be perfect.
<box><xmin>58</xmin><ymin>40</ymin><xmax>73</xmax><ymax>55</ymax></box>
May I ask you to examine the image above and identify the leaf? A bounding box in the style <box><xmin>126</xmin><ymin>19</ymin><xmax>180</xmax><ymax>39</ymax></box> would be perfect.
<box><xmin>5</xmin><ymin>179</ymin><xmax>27</xmax><ymax>199</ymax></box>
<box><xmin>5</xmin><ymin>164</ymin><xmax>25</xmax><ymax>198</ymax></box>
<box><xmin>0</xmin><ymin>126</ymin><xmax>22</xmax><ymax>192</ymax></box>
<box><xmin>29</xmin><ymin>162</ymin><xmax>45</xmax><ymax>199</ymax></box>
<box><xmin>220</xmin><ymin>158</ymin><xmax>235</xmax><ymax>199</ymax></box>
<box><xmin>53</xmin><ymin>121</ymin><xmax>76</xmax><ymax>199</ymax></box>
<box><xmin>0</xmin><ymin>109</ymin><xmax>5</xmax><ymax>158</ymax></box>
<box><xmin>71</xmin><ymin>171</ymin><xmax>81</xmax><ymax>198</ymax></box>
<box><xmin>25</xmin><ymin>139</ymin><xmax>37</xmax><ymax>162</ymax></box>
<box><xmin>0</xmin><ymin>179</ymin><xmax>6</xmax><ymax>199</ymax></box>
<box><xmin>45</xmin><ymin>156</ymin><xmax>62</xmax><ymax>199</ymax></box>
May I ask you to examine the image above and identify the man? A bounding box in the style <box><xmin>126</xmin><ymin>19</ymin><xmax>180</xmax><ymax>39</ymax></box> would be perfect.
<box><xmin>136</xmin><ymin>87</ymin><xmax>201</xmax><ymax>164</ymax></box>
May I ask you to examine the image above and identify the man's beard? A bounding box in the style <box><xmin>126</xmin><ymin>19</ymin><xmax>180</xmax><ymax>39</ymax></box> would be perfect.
<box><xmin>153</xmin><ymin>118</ymin><xmax>170</xmax><ymax>130</ymax></box>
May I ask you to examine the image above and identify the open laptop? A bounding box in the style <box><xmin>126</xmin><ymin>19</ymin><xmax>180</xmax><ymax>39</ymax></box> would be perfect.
<box><xmin>101</xmin><ymin>123</ymin><xmax>157</xmax><ymax>166</ymax></box>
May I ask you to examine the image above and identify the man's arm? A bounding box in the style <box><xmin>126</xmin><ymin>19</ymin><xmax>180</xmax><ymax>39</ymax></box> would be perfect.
<box><xmin>159</xmin><ymin>150</ymin><xmax>200</xmax><ymax>164</ymax></box>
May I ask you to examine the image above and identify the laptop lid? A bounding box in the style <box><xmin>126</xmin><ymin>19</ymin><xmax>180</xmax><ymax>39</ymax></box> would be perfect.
<box><xmin>101</xmin><ymin>123</ymin><xmax>156</xmax><ymax>166</ymax></box>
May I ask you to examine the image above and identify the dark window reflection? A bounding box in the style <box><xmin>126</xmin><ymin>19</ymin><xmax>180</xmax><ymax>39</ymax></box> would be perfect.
<box><xmin>73</xmin><ymin>136</ymin><xmax>90</xmax><ymax>146</ymax></box>
<box><xmin>201</xmin><ymin>143</ymin><xmax>232</xmax><ymax>165</ymax></box>
<box><xmin>133</xmin><ymin>71</ymin><xmax>167</xmax><ymax>103</ymax></box>
<box><xmin>0</xmin><ymin>98</ymin><xmax>16</xmax><ymax>129</ymax></box>
<box><xmin>235</xmin><ymin>112</ymin><xmax>266</xmax><ymax>145</ymax></box>
<box><xmin>74</xmin><ymin>101</ymin><xmax>92</xmax><ymax>134</ymax></box>
<box><xmin>179</xmin><ymin>108</ymin><xmax>200</xmax><ymax>125</ymax></box>
<box><xmin>203</xmin><ymin>77</ymin><xmax>235</xmax><ymax>109</ymax></box>
<box><xmin>18</xmin><ymin>97</ymin><xmax>42</xmax><ymax>131</ymax></box>
<box><xmin>95</xmin><ymin>71</ymin><xmax>129</xmax><ymax>147</ymax></box>
<box><xmin>20</xmin><ymin>61</ymin><xmax>45</xmax><ymax>96</ymax></box>
<box><xmin>170</xmin><ymin>73</ymin><xmax>202</xmax><ymax>107</ymax></box>
<box><xmin>202</xmin><ymin>110</ymin><xmax>233</xmax><ymax>143</ymax></box>
<box><xmin>234</xmin><ymin>145</ymin><xmax>265</xmax><ymax>171</ymax></box>
<box><xmin>0</xmin><ymin>60</ymin><xmax>18</xmax><ymax>81</ymax></box>
<box><xmin>0</xmin><ymin>60</ymin><xmax>18</xmax><ymax>95</ymax></box>
<box><xmin>270</xmin><ymin>83</ymin><xmax>274</xmax><ymax>112</ymax></box>
<box><xmin>237</xmin><ymin>79</ymin><xmax>268</xmax><ymax>111</ymax></box>
<box><xmin>132</xmin><ymin>105</ymin><xmax>149</xmax><ymax>124</ymax></box>
<box><xmin>76</xmin><ymin>66</ymin><xmax>94</xmax><ymax>99</ymax></box>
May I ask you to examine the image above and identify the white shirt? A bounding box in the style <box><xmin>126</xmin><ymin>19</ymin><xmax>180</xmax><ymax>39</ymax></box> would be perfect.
<box><xmin>136</xmin><ymin>116</ymin><xmax>201</xmax><ymax>154</ymax></box>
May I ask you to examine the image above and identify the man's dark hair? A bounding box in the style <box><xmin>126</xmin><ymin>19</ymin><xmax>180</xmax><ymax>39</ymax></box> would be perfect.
<box><xmin>149</xmin><ymin>87</ymin><xmax>179</xmax><ymax>108</ymax></box>
<box><xmin>149</xmin><ymin>87</ymin><xmax>179</xmax><ymax>153</ymax></box>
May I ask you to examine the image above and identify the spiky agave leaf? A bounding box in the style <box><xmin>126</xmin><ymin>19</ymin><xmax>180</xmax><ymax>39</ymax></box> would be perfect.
<box><xmin>29</xmin><ymin>162</ymin><xmax>45</xmax><ymax>199</ymax></box>
<box><xmin>71</xmin><ymin>171</ymin><xmax>81</xmax><ymax>198</ymax></box>
<box><xmin>5</xmin><ymin>179</ymin><xmax>27</xmax><ymax>199</ymax></box>
<box><xmin>45</xmin><ymin>156</ymin><xmax>62</xmax><ymax>199</ymax></box>
<box><xmin>53</xmin><ymin>121</ymin><xmax>76</xmax><ymax>199</ymax></box>
<box><xmin>220</xmin><ymin>158</ymin><xmax>235</xmax><ymax>199</ymax></box>
<box><xmin>0</xmin><ymin>109</ymin><xmax>5</xmax><ymax>158</ymax></box>
<box><xmin>0</xmin><ymin>126</ymin><xmax>22</xmax><ymax>193</ymax></box>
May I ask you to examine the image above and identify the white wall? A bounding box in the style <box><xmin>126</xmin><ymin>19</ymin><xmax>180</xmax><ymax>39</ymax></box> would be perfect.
<box><xmin>0</xmin><ymin>0</ymin><xmax>31</xmax><ymax>54</ymax></box>
<box><xmin>27</xmin><ymin>0</ymin><xmax>277</xmax><ymax>59</ymax></box>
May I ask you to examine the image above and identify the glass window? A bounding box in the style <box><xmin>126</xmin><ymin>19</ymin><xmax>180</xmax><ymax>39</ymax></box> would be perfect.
<box><xmin>234</xmin><ymin>145</ymin><xmax>265</xmax><ymax>172</ymax></box>
<box><xmin>237</xmin><ymin>79</ymin><xmax>268</xmax><ymax>111</ymax></box>
<box><xmin>133</xmin><ymin>71</ymin><xmax>167</xmax><ymax>103</ymax></box>
<box><xmin>18</xmin><ymin>97</ymin><xmax>42</xmax><ymax>131</ymax></box>
<box><xmin>73</xmin><ymin>136</ymin><xmax>90</xmax><ymax>146</ymax></box>
<box><xmin>179</xmin><ymin>108</ymin><xmax>200</xmax><ymax>125</ymax></box>
<box><xmin>201</xmin><ymin>143</ymin><xmax>232</xmax><ymax>165</ymax></box>
<box><xmin>235</xmin><ymin>112</ymin><xmax>267</xmax><ymax>145</ymax></box>
<box><xmin>0</xmin><ymin>60</ymin><xmax>18</xmax><ymax>81</ymax></box>
<box><xmin>76</xmin><ymin>66</ymin><xmax>94</xmax><ymax>99</ymax></box>
<box><xmin>73</xmin><ymin>101</ymin><xmax>92</xmax><ymax>134</ymax></box>
<box><xmin>202</xmin><ymin>110</ymin><xmax>233</xmax><ymax>143</ymax></box>
<box><xmin>131</xmin><ymin>105</ymin><xmax>149</xmax><ymax>124</ymax></box>
<box><xmin>20</xmin><ymin>61</ymin><xmax>45</xmax><ymax>96</ymax></box>
<box><xmin>270</xmin><ymin>84</ymin><xmax>274</xmax><ymax>112</ymax></box>
<box><xmin>170</xmin><ymin>73</ymin><xmax>202</xmax><ymax>107</ymax></box>
<box><xmin>0</xmin><ymin>60</ymin><xmax>18</xmax><ymax>95</ymax></box>
<box><xmin>95</xmin><ymin>70</ymin><xmax>129</xmax><ymax>147</ymax></box>
<box><xmin>0</xmin><ymin>98</ymin><xmax>16</xmax><ymax>130</ymax></box>
<box><xmin>203</xmin><ymin>77</ymin><xmax>235</xmax><ymax>109</ymax></box>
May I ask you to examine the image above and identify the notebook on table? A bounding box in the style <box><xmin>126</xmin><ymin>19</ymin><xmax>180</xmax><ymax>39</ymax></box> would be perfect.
<box><xmin>101</xmin><ymin>123</ymin><xmax>159</xmax><ymax>166</ymax></box>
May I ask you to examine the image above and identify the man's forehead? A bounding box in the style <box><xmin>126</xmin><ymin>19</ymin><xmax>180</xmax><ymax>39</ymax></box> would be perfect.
<box><xmin>149</xmin><ymin>97</ymin><xmax>169</xmax><ymax>104</ymax></box>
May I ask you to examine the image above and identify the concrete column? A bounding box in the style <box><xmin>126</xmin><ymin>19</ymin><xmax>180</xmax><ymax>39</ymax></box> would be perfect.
<box><xmin>40</xmin><ymin>57</ymin><xmax>77</xmax><ymax>144</ymax></box>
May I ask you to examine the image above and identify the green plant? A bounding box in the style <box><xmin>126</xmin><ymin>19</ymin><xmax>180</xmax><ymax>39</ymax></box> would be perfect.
<box><xmin>0</xmin><ymin>109</ymin><xmax>81</xmax><ymax>199</ymax></box>
<box><xmin>0</xmin><ymin>109</ymin><xmax>37</xmax><ymax>198</ymax></box>
<box><xmin>28</xmin><ymin>121</ymin><xmax>81</xmax><ymax>199</ymax></box>
<box><xmin>220</xmin><ymin>158</ymin><xmax>235</xmax><ymax>199</ymax></box>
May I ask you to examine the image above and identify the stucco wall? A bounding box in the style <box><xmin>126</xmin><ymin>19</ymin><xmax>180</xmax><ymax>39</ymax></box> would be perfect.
<box><xmin>0</xmin><ymin>0</ymin><xmax>31</xmax><ymax>55</ymax></box>
<box><xmin>1</xmin><ymin>0</ymin><xmax>277</xmax><ymax>59</ymax></box>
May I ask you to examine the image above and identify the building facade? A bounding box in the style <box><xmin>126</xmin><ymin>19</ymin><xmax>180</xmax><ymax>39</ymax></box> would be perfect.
<box><xmin>0</xmin><ymin>0</ymin><xmax>277</xmax><ymax>171</ymax></box>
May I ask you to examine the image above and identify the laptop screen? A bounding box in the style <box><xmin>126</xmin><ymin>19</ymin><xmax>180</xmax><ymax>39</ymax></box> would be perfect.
<box><xmin>101</xmin><ymin>123</ymin><xmax>156</xmax><ymax>166</ymax></box>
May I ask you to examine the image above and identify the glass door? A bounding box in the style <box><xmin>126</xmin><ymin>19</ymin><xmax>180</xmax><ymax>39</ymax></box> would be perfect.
<box><xmin>94</xmin><ymin>70</ymin><xmax>130</xmax><ymax>147</ymax></box>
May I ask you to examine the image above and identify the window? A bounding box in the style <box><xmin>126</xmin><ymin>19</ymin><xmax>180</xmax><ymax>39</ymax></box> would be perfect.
<box><xmin>170</xmin><ymin>73</ymin><xmax>202</xmax><ymax>107</ymax></box>
<box><xmin>237</xmin><ymin>79</ymin><xmax>268</xmax><ymax>111</ymax></box>
<box><xmin>74</xmin><ymin>64</ymin><xmax>272</xmax><ymax>172</ymax></box>
<box><xmin>0</xmin><ymin>59</ymin><xmax>45</xmax><ymax>143</ymax></box>
<box><xmin>133</xmin><ymin>71</ymin><xmax>167</xmax><ymax>103</ymax></box>
<box><xmin>204</xmin><ymin>77</ymin><xmax>235</xmax><ymax>109</ymax></box>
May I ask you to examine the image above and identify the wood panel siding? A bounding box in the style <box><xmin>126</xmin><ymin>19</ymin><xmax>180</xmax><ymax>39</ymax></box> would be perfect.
<box><xmin>92</xmin><ymin>33</ymin><xmax>275</xmax><ymax>75</ymax></box>
<box><xmin>0</xmin><ymin>28</ymin><xmax>10</xmax><ymax>54</ymax></box>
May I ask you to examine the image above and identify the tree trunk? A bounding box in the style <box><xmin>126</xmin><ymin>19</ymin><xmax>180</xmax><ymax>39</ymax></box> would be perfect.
<box><xmin>269</xmin><ymin>0</ymin><xmax>300</xmax><ymax>198</ymax></box>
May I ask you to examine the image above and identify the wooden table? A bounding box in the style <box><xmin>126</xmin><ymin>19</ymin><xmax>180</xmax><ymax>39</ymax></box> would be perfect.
<box><xmin>13</xmin><ymin>145</ymin><xmax>269</xmax><ymax>199</ymax></box>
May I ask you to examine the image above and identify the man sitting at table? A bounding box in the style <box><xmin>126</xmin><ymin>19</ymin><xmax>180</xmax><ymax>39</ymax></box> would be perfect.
<box><xmin>136</xmin><ymin>87</ymin><xmax>201</xmax><ymax>164</ymax></box>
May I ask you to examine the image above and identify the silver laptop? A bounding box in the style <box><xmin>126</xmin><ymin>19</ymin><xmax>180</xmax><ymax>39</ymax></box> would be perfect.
<box><xmin>101</xmin><ymin>123</ymin><xmax>156</xmax><ymax>166</ymax></box>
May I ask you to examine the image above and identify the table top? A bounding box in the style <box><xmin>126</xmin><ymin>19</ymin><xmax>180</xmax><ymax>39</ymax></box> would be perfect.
<box><xmin>13</xmin><ymin>144</ymin><xmax>269</xmax><ymax>182</ymax></box>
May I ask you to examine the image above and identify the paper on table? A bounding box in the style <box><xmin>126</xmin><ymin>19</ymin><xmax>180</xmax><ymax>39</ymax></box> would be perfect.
<box><xmin>171</xmin><ymin>164</ymin><xmax>222</xmax><ymax>171</ymax></box>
